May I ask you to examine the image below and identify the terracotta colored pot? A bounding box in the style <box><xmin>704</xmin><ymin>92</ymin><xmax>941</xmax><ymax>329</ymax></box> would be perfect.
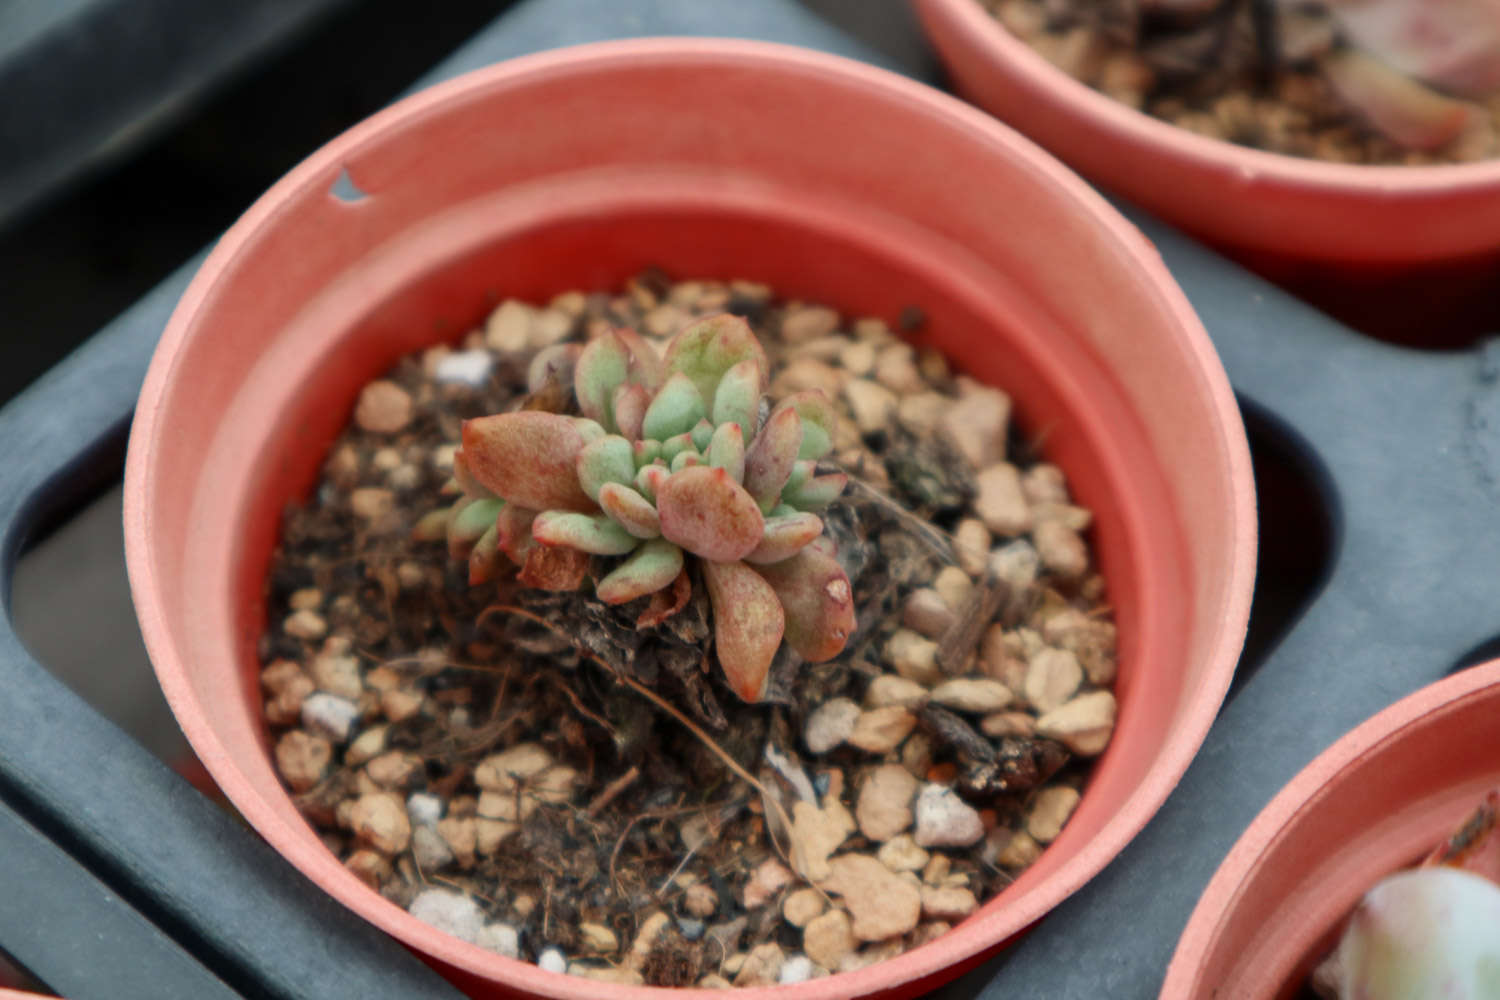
<box><xmin>124</xmin><ymin>38</ymin><xmax>1255</xmax><ymax>999</ymax></box>
<box><xmin>1164</xmin><ymin>659</ymin><xmax>1500</xmax><ymax>999</ymax></box>
<box><xmin>913</xmin><ymin>0</ymin><xmax>1500</xmax><ymax>342</ymax></box>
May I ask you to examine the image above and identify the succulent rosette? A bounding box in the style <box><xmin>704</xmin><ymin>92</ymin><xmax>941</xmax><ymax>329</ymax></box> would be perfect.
<box><xmin>429</xmin><ymin>313</ymin><xmax>856</xmax><ymax>704</ymax></box>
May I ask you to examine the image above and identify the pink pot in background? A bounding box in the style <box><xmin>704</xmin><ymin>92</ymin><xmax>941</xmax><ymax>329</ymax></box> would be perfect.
<box><xmin>1164</xmin><ymin>659</ymin><xmax>1500</xmax><ymax>999</ymax></box>
<box><xmin>913</xmin><ymin>0</ymin><xmax>1500</xmax><ymax>344</ymax></box>
<box><xmin>123</xmin><ymin>39</ymin><xmax>1255</xmax><ymax>998</ymax></box>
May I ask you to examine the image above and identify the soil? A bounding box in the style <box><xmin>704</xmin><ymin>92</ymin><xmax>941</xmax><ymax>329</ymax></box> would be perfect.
<box><xmin>982</xmin><ymin>0</ymin><xmax>1500</xmax><ymax>165</ymax></box>
<box><xmin>260</xmin><ymin>272</ymin><xmax>1120</xmax><ymax>987</ymax></box>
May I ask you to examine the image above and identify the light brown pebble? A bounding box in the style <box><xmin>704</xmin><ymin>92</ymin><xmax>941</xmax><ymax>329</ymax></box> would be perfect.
<box><xmin>920</xmin><ymin>886</ymin><xmax>978</xmax><ymax>921</ymax></box>
<box><xmin>873</xmin><ymin>343</ymin><xmax>925</xmax><ymax>395</ymax></box>
<box><xmin>790</xmin><ymin>797</ymin><xmax>856</xmax><ymax>882</ymax></box>
<box><xmin>782</xmin><ymin>888</ymin><xmax>827</xmax><ymax>927</ymax></box>
<box><xmin>1024</xmin><ymin>647</ymin><xmax>1083</xmax><ymax>714</ymax></box>
<box><xmin>953</xmin><ymin>518</ymin><xmax>991</xmax><ymax>576</ymax></box>
<box><xmin>350</xmin><ymin>792</ymin><xmax>411</xmax><ymax>854</ymax></box>
<box><xmin>908</xmin><ymin>920</ymin><xmax>954</xmax><ymax>948</ymax></box>
<box><xmin>371</xmin><ymin>448</ymin><xmax>401</xmax><ymax>472</ymax></box>
<box><xmin>896</xmin><ymin>391</ymin><xmax>948</xmax><ymax>435</ymax></box>
<box><xmin>1033</xmin><ymin>502</ymin><xmax>1092</xmax><ymax>533</ymax></box>
<box><xmin>802</xmin><ymin>908</ymin><xmax>857</xmax><ymax>970</ymax></box>
<box><xmin>877</xmin><ymin>834</ymin><xmax>929</xmax><ymax>873</ymax></box>
<box><xmin>939</xmin><ymin>386</ymin><xmax>1010</xmax><ymax>471</ymax></box>
<box><xmin>366</xmin><ymin>751</ymin><xmax>421</xmax><ymax>789</ymax></box>
<box><xmin>310</xmin><ymin>649</ymin><xmax>362</xmax><ymax>700</ymax></box>
<box><xmin>921</xmin><ymin>853</ymin><xmax>951</xmax><ymax>885</ymax></box>
<box><xmin>350</xmin><ymin>487</ymin><xmax>395</xmax><ymax>522</ymax></box>
<box><xmin>843</xmin><ymin>378</ymin><xmax>898</xmax><ymax>435</ymax></box>
<box><xmin>549</xmin><ymin>289</ymin><xmax>587</xmax><ymax>317</ymax></box>
<box><xmin>848</xmin><ymin>707</ymin><xmax>918</xmax><ymax>754</ymax></box>
<box><xmin>578</xmin><ymin>922</ymin><xmax>619</xmax><ymax>954</ymax></box>
<box><xmin>930</xmin><ymin>678</ymin><xmax>1013</xmax><ymax>714</ymax></box>
<box><xmin>684</xmin><ymin>881</ymin><xmax>718</xmax><ymax>918</ymax></box>
<box><xmin>734</xmin><ymin>943</ymin><xmax>786</xmax><ymax>986</ymax></box>
<box><xmin>838</xmin><ymin>939</ymin><xmax>905</xmax><ymax>974</ymax></box>
<box><xmin>974</xmin><ymin>464</ymin><xmax>1031</xmax><ymax>536</ymax></box>
<box><xmin>344</xmin><ymin>724</ymin><xmax>389</xmax><ymax>766</ymax></box>
<box><xmin>772</xmin><ymin>357</ymin><xmax>846</xmax><ymax>399</ymax></box>
<box><xmin>820</xmin><ymin>854</ymin><xmax>921</xmax><ymax>941</ymax></box>
<box><xmin>1037</xmin><ymin>690</ymin><xmax>1117</xmax><ymax>756</ymax></box>
<box><xmin>865</xmin><ymin>674</ymin><xmax>930</xmax><ymax>710</ymax></box>
<box><xmin>852</xmin><ymin>316</ymin><xmax>894</xmax><ymax>344</ymax></box>
<box><xmin>484</xmin><ymin>300</ymin><xmax>534</xmax><ymax>353</ymax></box>
<box><xmin>856</xmin><ymin>763</ymin><xmax>919</xmax><ymax>842</ymax></box>
<box><xmin>260</xmin><ymin>658</ymin><xmax>305</xmax><ymax>694</ymax></box>
<box><xmin>380</xmin><ymin>688</ymin><xmax>425</xmax><ymax>723</ymax></box>
<box><xmin>901</xmin><ymin>588</ymin><xmax>956</xmax><ymax>639</ymax></box>
<box><xmin>1098</xmin><ymin>50</ymin><xmax>1155</xmax><ymax>108</ymax></box>
<box><xmin>275</xmin><ymin>730</ymin><xmax>330</xmax><ymax>791</ymax></box>
<box><xmin>437</xmin><ymin>817</ymin><xmax>477</xmax><ymax>868</ymax></box>
<box><xmin>1033</xmin><ymin>519</ymin><xmax>1088</xmax><ymax>578</ymax></box>
<box><xmin>791</xmin><ymin>334</ymin><xmax>852</xmax><ymax>362</ymax></box>
<box><xmin>570</xmin><ymin>965</ymin><xmax>644</xmax><ymax>985</ymax></box>
<box><xmin>344</xmin><ymin>849</ymin><xmax>392</xmax><ymax>889</ymax></box>
<box><xmin>474</xmin><ymin>818</ymin><xmax>519</xmax><ymax>856</ymax></box>
<box><xmin>626</xmin><ymin>911</ymin><xmax>672</xmax><ymax>972</ymax></box>
<box><xmin>475</xmin><ymin>744</ymin><xmax>554</xmax><ymax>791</ymax></box>
<box><xmin>804</xmin><ymin>697</ymin><xmax>860</xmax><ymax>753</ymax></box>
<box><xmin>885</xmin><ymin>628</ymin><xmax>942</xmax><ymax>686</ymax></box>
<box><xmin>476</xmin><ymin>790</ymin><xmax>537</xmax><ymax>824</ymax></box>
<box><xmin>697</xmin><ymin>974</ymin><xmax>733</xmax><ymax>989</ymax></box>
<box><xmin>743</xmin><ymin>858</ymin><xmax>795</xmax><ymax>909</ymax></box>
<box><xmin>900</xmin><ymin>731</ymin><xmax>934</xmax><ymax>778</ymax></box>
<box><xmin>933</xmin><ymin>566</ymin><xmax>974</xmax><ymax>611</ymax></box>
<box><xmin>288</xmin><ymin>587</ymin><xmax>323</xmax><ymax>611</ymax></box>
<box><xmin>978</xmin><ymin>625</ymin><xmax>1028</xmax><ymax>692</ymax></box>
<box><xmin>354</xmin><ymin>380</ymin><xmax>414</xmax><ymax>434</ymax></box>
<box><xmin>283</xmin><ymin>609</ymin><xmax>328</xmax><ymax>641</ymax></box>
<box><xmin>781</xmin><ymin>305</ymin><xmax>840</xmax><ymax>344</ymax></box>
<box><xmin>997</xmin><ymin>829</ymin><xmax>1042</xmax><ymax>869</ymax></box>
<box><xmin>838</xmin><ymin>339</ymin><xmax>876</xmax><ymax>376</ymax></box>
<box><xmin>1027</xmin><ymin>786</ymin><xmax>1081</xmax><ymax>844</ymax></box>
<box><xmin>980</xmin><ymin>711</ymin><xmax>1036</xmax><ymax>739</ymax></box>
<box><xmin>529</xmin><ymin>308</ymin><xmax>573</xmax><ymax>349</ymax></box>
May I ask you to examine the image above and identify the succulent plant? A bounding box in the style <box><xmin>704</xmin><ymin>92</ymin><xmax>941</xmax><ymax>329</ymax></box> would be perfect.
<box><xmin>425</xmin><ymin>313</ymin><xmax>856</xmax><ymax>703</ymax></box>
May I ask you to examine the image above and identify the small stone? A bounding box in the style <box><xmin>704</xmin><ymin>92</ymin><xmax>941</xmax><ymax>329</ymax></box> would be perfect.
<box><xmin>678</xmin><ymin>917</ymin><xmax>705</xmax><ymax>941</ymax></box>
<box><xmin>406</xmin><ymin>793</ymin><xmax>443</xmax><ymax>828</ymax></box>
<box><xmin>627</xmin><ymin>911</ymin><xmax>672</xmax><ymax>972</ymax></box>
<box><xmin>408</xmin><ymin>889</ymin><xmax>483</xmax><ymax>943</ymax></box>
<box><xmin>1027</xmin><ymin>786</ymin><xmax>1082</xmax><ymax>844</ymax></box>
<box><xmin>896</xmin><ymin>391</ymin><xmax>948</xmax><ymax>435</ymax></box>
<box><xmin>974</xmin><ymin>463</ymin><xmax>1031</xmax><ymax>536</ymax></box>
<box><xmin>529</xmin><ymin>308</ymin><xmax>573</xmax><ymax>349</ymax></box>
<box><xmin>885</xmin><ymin>628</ymin><xmax>941</xmax><ymax>686</ymax></box>
<box><xmin>683</xmin><ymin>881</ymin><xmax>718</xmax><ymax>918</ymax></box>
<box><xmin>1034</xmin><ymin>520</ymin><xmax>1088</xmax><ymax>578</ymax></box>
<box><xmin>350</xmin><ymin>487</ymin><xmax>395</xmax><ymax>523</ymax></box>
<box><xmin>571</xmin><ymin>965</ymin><xmax>645</xmax><ymax>985</ymax></box>
<box><xmin>275</xmin><ymin>730</ymin><xmax>330</xmax><ymax>791</ymax></box>
<box><xmin>1034</xmin><ymin>501</ymin><xmax>1092</xmax><ymax>532</ymax></box>
<box><xmin>300</xmin><ymin>693</ymin><xmax>359</xmax><ymax>742</ymax></box>
<box><xmin>578</xmin><ymin>922</ymin><xmax>619</xmax><ymax>954</ymax></box>
<box><xmin>791</xmin><ymin>797</ymin><xmax>856</xmax><ymax>882</ymax></box>
<box><xmin>804</xmin><ymin>697</ymin><xmax>860</xmax><ymax>753</ymax></box>
<box><xmin>848</xmin><ymin>707</ymin><xmax>918</xmax><ymax>754</ymax></box>
<box><xmin>773</xmin><ymin>357</ymin><xmax>845</xmax><ymax>398</ymax></box>
<box><xmin>939</xmin><ymin>386</ymin><xmax>1010</xmax><ymax>470</ymax></box>
<box><xmin>779</xmin><ymin>955</ymin><xmax>816</xmax><ymax>984</ymax></box>
<box><xmin>743</xmin><ymin>858</ymin><xmax>795</xmax><ymax>909</ymax></box>
<box><xmin>433</xmin><ymin>349</ymin><xmax>494</xmax><ymax>386</ymax></box>
<box><xmin>921</xmin><ymin>885</ymin><xmax>979</xmax><ymax>921</ymax></box>
<box><xmin>877</xmin><ymin>834</ymin><xmax>929</xmax><ymax>873</ymax></box>
<box><xmin>802</xmin><ymin>908</ymin><xmax>856</xmax><ymax>969</ymax></box>
<box><xmin>475</xmin><ymin>742</ymin><xmax>553</xmax><ymax>791</ymax></box>
<box><xmin>930</xmin><ymin>678</ymin><xmax>1013</xmax><ymax>714</ymax></box>
<box><xmin>901</xmin><ymin>588</ymin><xmax>956</xmax><ymax>639</ymax></box>
<box><xmin>909</xmin><ymin>921</ymin><xmax>954</xmax><ymax>948</ymax></box>
<box><xmin>309</xmin><ymin>648</ymin><xmax>362</xmax><ymax>700</ymax></box>
<box><xmin>697</xmin><ymin>974</ymin><xmax>733</xmax><ymax>989</ymax></box>
<box><xmin>856</xmin><ymin>763</ymin><xmax>919</xmax><ymax>842</ymax></box>
<box><xmin>837</xmin><ymin>939</ymin><xmax>905</xmax><ymax>974</ymax></box>
<box><xmin>380</xmin><ymin>688</ymin><xmax>425</xmax><ymax>722</ymax></box>
<box><xmin>933</xmin><ymin>566</ymin><xmax>974</xmax><ymax>611</ymax></box>
<box><xmin>1024</xmin><ymin>647</ymin><xmax>1083</xmax><ymax>714</ymax></box>
<box><xmin>781</xmin><ymin>304</ymin><xmax>840</xmax><ymax>343</ymax></box>
<box><xmin>476</xmin><ymin>922</ymin><xmax>519</xmax><ymax>959</ymax></box>
<box><xmin>954</xmin><ymin>518</ymin><xmax>991</xmax><ymax>577</ymax></box>
<box><xmin>1037</xmin><ymin>691</ymin><xmax>1117</xmax><ymax>756</ymax></box>
<box><xmin>839</xmin><ymin>339</ymin><xmax>876</xmax><ymax>376</ymax></box>
<box><xmin>354</xmin><ymin>380</ymin><xmax>413</xmax><ymax>433</ymax></box>
<box><xmin>477</xmin><ymin>790</ymin><xmax>537</xmax><ymax>824</ymax></box>
<box><xmin>345</xmin><ymin>725</ymin><xmax>388</xmax><ymax>766</ymax></box>
<box><xmin>288</xmin><ymin>587</ymin><xmax>323</xmax><ymax>611</ymax></box>
<box><xmin>260</xmin><ymin>658</ymin><xmax>305</xmax><ymax>694</ymax></box>
<box><xmin>538</xmin><ymin>947</ymin><xmax>567</xmax><ymax>974</ymax></box>
<box><xmin>734</xmin><ymin>943</ymin><xmax>786</xmax><ymax>986</ymax></box>
<box><xmin>980</xmin><ymin>711</ymin><xmax>1036</xmax><ymax>739</ymax></box>
<box><xmin>922</xmin><ymin>853</ymin><xmax>951</xmax><ymax>885</ymax></box>
<box><xmin>484</xmin><ymin>300</ymin><xmax>535</xmax><ymax>354</ymax></box>
<box><xmin>511</xmin><ymin>894</ymin><xmax>536</xmax><ymax>918</ymax></box>
<box><xmin>438</xmin><ymin>816</ymin><xmax>477</xmax><ymax>868</ymax></box>
<box><xmin>783</xmin><ymin>888</ymin><xmax>826</xmax><ymax>927</ymax></box>
<box><xmin>283</xmin><ymin>609</ymin><xmax>327</xmax><ymax>641</ymax></box>
<box><xmin>988</xmin><ymin>539</ymin><xmax>1040</xmax><ymax>593</ymax></box>
<box><xmin>901</xmin><ymin>731</ymin><xmax>935</xmax><ymax>778</ymax></box>
<box><xmin>412</xmin><ymin>824</ymin><xmax>454</xmax><ymax>870</ymax></box>
<box><xmin>643</xmin><ymin>303</ymin><xmax>689</xmax><ymax>338</ymax></box>
<box><xmin>343</xmin><ymin>849</ymin><xmax>391</xmax><ymax>889</ymax></box>
<box><xmin>820</xmin><ymin>854</ymin><xmax>922</xmax><ymax>941</ymax></box>
<box><xmin>475</xmin><ymin>818</ymin><xmax>519</xmax><ymax>856</ymax></box>
<box><xmin>913</xmin><ymin>784</ymin><xmax>984</xmax><ymax>849</ymax></box>
<box><xmin>350</xmin><ymin>792</ymin><xmax>411</xmax><ymax>854</ymax></box>
<box><xmin>873</xmin><ymin>343</ymin><xmax>925</xmax><ymax>395</ymax></box>
<box><xmin>366</xmin><ymin>751</ymin><xmax>421</xmax><ymax>789</ymax></box>
<box><xmin>997</xmin><ymin>829</ymin><xmax>1042</xmax><ymax>869</ymax></box>
<box><xmin>843</xmin><ymin>378</ymin><xmax>898</xmax><ymax>435</ymax></box>
<box><xmin>865</xmin><ymin>674</ymin><xmax>930</xmax><ymax>709</ymax></box>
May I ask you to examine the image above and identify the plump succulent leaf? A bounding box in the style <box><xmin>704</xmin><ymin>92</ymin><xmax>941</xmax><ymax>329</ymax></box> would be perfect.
<box><xmin>707</xmin><ymin>422</ymin><xmax>746</xmax><ymax>484</ymax></box>
<box><xmin>526</xmin><ymin>342</ymin><xmax>582</xmax><ymax>395</ymax></box>
<box><xmin>712</xmin><ymin>359</ymin><xmax>762</xmax><ymax>438</ymax></box>
<box><xmin>702</xmin><ymin>559</ymin><xmax>785</xmax><ymax>703</ymax></box>
<box><xmin>448</xmin><ymin>497</ymin><xmax>503</xmax><ymax>557</ymax></box>
<box><xmin>660</xmin><ymin>431</ymin><xmax>696</xmax><ymax>463</ymax></box>
<box><xmin>751</xmin><ymin>544</ymin><xmax>854</xmax><ymax>663</ymax></box>
<box><xmin>744</xmin><ymin>406</ymin><xmax>804</xmax><ymax>511</ymax></box>
<box><xmin>596</xmin><ymin>538</ymin><xmax>684</xmax><ymax>604</ymax></box>
<box><xmin>575</xmin><ymin>332</ymin><xmax>632</xmax><ymax>431</ymax></box>
<box><xmin>469</xmin><ymin>523</ymin><xmax>502</xmax><ymax>585</ymax></box>
<box><xmin>613</xmin><ymin>326</ymin><xmax>664</xmax><ymax>390</ymax></box>
<box><xmin>1322</xmin><ymin>49</ymin><xmax>1479</xmax><ymax>150</ymax></box>
<box><xmin>781</xmin><ymin>471</ymin><xmax>848</xmax><ymax>512</ymax></box>
<box><xmin>690</xmin><ymin>418</ymin><xmax>714</xmax><ymax>453</ymax></box>
<box><xmin>1325</xmin><ymin>0</ymin><xmax>1500</xmax><ymax>98</ymax></box>
<box><xmin>661</xmin><ymin>313</ymin><xmax>769</xmax><ymax>409</ymax></box>
<box><xmin>612</xmin><ymin>382</ymin><xmax>650</xmax><ymax>442</ymax></box>
<box><xmin>632</xmin><ymin>439</ymin><xmax>662</xmax><ymax>468</ymax></box>
<box><xmin>463</xmin><ymin>412</ymin><xmax>595</xmax><ymax>512</ymax></box>
<box><xmin>670</xmin><ymin>450</ymin><xmax>703</xmax><ymax>473</ymax></box>
<box><xmin>635</xmin><ymin>463</ymin><xmax>669</xmax><ymax>502</ymax></box>
<box><xmin>495</xmin><ymin>503</ymin><xmax>538</xmax><ymax>562</ymax></box>
<box><xmin>657</xmin><ymin>465</ymin><xmax>765</xmax><ymax>562</ymax></box>
<box><xmin>576</xmin><ymin>435</ymin><xmax>636</xmax><ymax>503</ymax></box>
<box><xmin>532</xmin><ymin>511</ymin><xmax>639</xmax><ymax>555</ymax></box>
<box><xmin>771</xmin><ymin>391</ymin><xmax>838</xmax><ymax>460</ymax></box>
<box><xmin>452</xmin><ymin>449</ymin><xmax>498</xmax><ymax>501</ymax></box>
<box><xmin>642</xmin><ymin>372</ymin><xmax>707</xmax><ymax>441</ymax></box>
<box><xmin>598</xmin><ymin>482</ymin><xmax>662</xmax><ymax>538</ymax></box>
<box><xmin>744</xmin><ymin>512</ymin><xmax>823</xmax><ymax>565</ymax></box>
<box><xmin>412</xmin><ymin>507</ymin><xmax>452</xmax><ymax>542</ymax></box>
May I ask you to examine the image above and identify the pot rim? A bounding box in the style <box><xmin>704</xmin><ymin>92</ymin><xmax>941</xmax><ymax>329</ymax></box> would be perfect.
<box><xmin>1163</xmin><ymin>657</ymin><xmax>1500</xmax><ymax>998</ymax></box>
<box><xmin>917</xmin><ymin>0</ymin><xmax>1500</xmax><ymax>197</ymax></box>
<box><xmin>123</xmin><ymin>36</ymin><xmax>1256</xmax><ymax>999</ymax></box>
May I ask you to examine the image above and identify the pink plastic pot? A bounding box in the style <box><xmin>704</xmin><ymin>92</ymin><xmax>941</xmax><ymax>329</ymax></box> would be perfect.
<box><xmin>1164</xmin><ymin>659</ymin><xmax>1500</xmax><ymax>999</ymax></box>
<box><xmin>913</xmin><ymin>0</ymin><xmax>1500</xmax><ymax>342</ymax></box>
<box><xmin>124</xmin><ymin>38</ymin><xmax>1255</xmax><ymax>998</ymax></box>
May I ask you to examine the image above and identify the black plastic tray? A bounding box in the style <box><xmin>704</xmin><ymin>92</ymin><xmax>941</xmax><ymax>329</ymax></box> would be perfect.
<box><xmin>3</xmin><ymin>1</ymin><xmax>1498</xmax><ymax>996</ymax></box>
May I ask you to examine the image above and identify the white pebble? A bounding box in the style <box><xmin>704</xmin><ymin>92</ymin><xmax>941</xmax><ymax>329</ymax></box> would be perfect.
<box><xmin>538</xmin><ymin>947</ymin><xmax>567</xmax><ymax>974</ymax></box>
<box><xmin>477</xmin><ymin>922</ymin><xmax>520</xmax><ymax>959</ymax></box>
<box><xmin>406</xmin><ymin>793</ymin><xmax>443</xmax><ymax>828</ymax></box>
<box><xmin>300</xmin><ymin>693</ymin><xmax>360</xmax><ymax>742</ymax></box>
<box><xmin>913</xmin><ymin>784</ymin><xmax>985</xmax><ymax>848</ymax></box>
<box><xmin>779</xmin><ymin>955</ymin><xmax>816</xmax><ymax>984</ymax></box>
<box><xmin>408</xmin><ymin>889</ymin><xmax>485</xmax><ymax>944</ymax></box>
<box><xmin>434</xmin><ymin>349</ymin><xmax>495</xmax><ymax>386</ymax></box>
<box><xmin>412</xmin><ymin>825</ymin><xmax>454</xmax><ymax>870</ymax></box>
<box><xmin>804</xmin><ymin>698</ymin><xmax>860</xmax><ymax>754</ymax></box>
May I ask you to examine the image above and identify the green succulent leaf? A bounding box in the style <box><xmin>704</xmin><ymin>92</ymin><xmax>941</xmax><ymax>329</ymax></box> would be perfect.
<box><xmin>531</xmin><ymin>511</ymin><xmax>639</xmax><ymax>555</ymax></box>
<box><xmin>659</xmin><ymin>432</ymin><xmax>697</xmax><ymax>463</ymax></box>
<box><xmin>782</xmin><ymin>471</ymin><xmax>848</xmax><ymax>512</ymax></box>
<box><xmin>462</xmin><ymin>412</ymin><xmax>595</xmax><ymax>512</ymax></box>
<box><xmin>452</xmin><ymin>449</ymin><xmax>498</xmax><ymax>501</ymax></box>
<box><xmin>596</xmin><ymin>538</ymin><xmax>684</xmax><ymax>605</ymax></box>
<box><xmin>468</xmin><ymin>522</ymin><xmax>502</xmax><ymax>585</ymax></box>
<box><xmin>495</xmin><ymin>503</ymin><xmax>538</xmax><ymax>563</ymax></box>
<box><xmin>661</xmin><ymin>313</ymin><xmax>769</xmax><ymax>408</ymax></box>
<box><xmin>744</xmin><ymin>512</ymin><xmax>823</xmax><ymax>565</ymax></box>
<box><xmin>770</xmin><ymin>391</ymin><xmax>837</xmax><ymax>460</ymax></box>
<box><xmin>575</xmin><ymin>332</ymin><xmax>632</xmax><ymax>432</ymax></box>
<box><xmin>571</xmin><ymin>417</ymin><xmax>607</xmax><ymax>444</ymax></box>
<box><xmin>447</xmin><ymin>497</ymin><xmax>503</xmax><ymax>558</ymax></box>
<box><xmin>657</xmin><ymin>465</ymin><xmax>765</xmax><ymax>563</ymax></box>
<box><xmin>744</xmin><ymin>406</ymin><xmax>803</xmax><ymax>512</ymax></box>
<box><xmin>576</xmin><ymin>435</ymin><xmax>636</xmax><ymax>503</ymax></box>
<box><xmin>635</xmin><ymin>463</ymin><xmax>669</xmax><ymax>501</ymax></box>
<box><xmin>641</xmin><ymin>372</ymin><xmax>707</xmax><ymax>442</ymax></box>
<box><xmin>707</xmin><ymin>422</ymin><xmax>746</xmax><ymax>484</ymax></box>
<box><xmin>598</xmin><ymin>482</ymin><xmax>662</xmax><ymax>539</ymax></box>
<box><xmin>712</xmin><ymin>359</ymin><xmax>762</xmax><ymax>438</ymax></box>
<box><xmin>670</xmin><ymin>450</ymin><xmax>703</xmax><ymax>473</ymax></box>
<box><xmin>633</xmin><ymin>440</ymin><xmax>663</xmax><ymax>468</ymax></box>
<box><xmin>690</xmin><ymin>418</ymin><xmax>715</xmax><ymax>453</ymax></box>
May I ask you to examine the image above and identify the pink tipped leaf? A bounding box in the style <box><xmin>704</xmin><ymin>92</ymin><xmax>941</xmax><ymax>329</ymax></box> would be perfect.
<box><xmin>447</xmin><ymin>497</ymin><xmax>503</xmax><ymax>559</ymax></box>
<box><xmin>495</xmin><ymin>503</ymin><xmax>538</xmax><ymax>562</ymax></box>
<box><xmin>1325</xmin><ymin>0</ymin><xmax>1500</xmax><ymax>98</ymax></box>
<box><xmin>574</xmin><ymin>332</ymin><xmax>632</xmax><ymax>430</ymax></box>
<box><xmin>532</xmin><ymin>511</ymin><xmax>639</xmax><ymax>555</ymax></box>
<box><xmin>744</xmin><ymin>406</ymin><xmax>803</xmax><ymax>512</ymax></box>
<box><xmin>712</xmin><ymin>358</ymin><xmax>763</xmax><ymax>437</ymax></box>
<box><xmin>769</xmin><ymin>391</ymin><xmax>837</xmax><ymax>460</ymax></box>
<box><xmin>632</xmin><ymin>439</ymin><xmax>662</xmax><ymax>468</ymax></box>
<box><xmin>657</xmin><ymin>465</ymin><xmax>766</xmax><ymax>562</ymax></box>
<box><xmin>598</xmin><ymin>482</ymin><xmax>662</xmax><ymax>539</ymax></box>
<box><xmin>595</xmin><ymin>538</ymin><xmax>683</xmax><ymax>604</ymax></box>
<box><xmin>635</xmin><ymin>463</ymin><xmax>669</xmax><ymax>502</ymax></box>
<box><xmin>661</xmin><ymin>313</ymin><xmax>769</xmax><ymax>409</ymax></box>
<box><xmin>659</xmin><ymin>431</ymin><xmax>697</xmax><ymax>463</ymax></box>
<box><xmin>1322</xmin><ymin>49</ymin><xmax>1480</xmax><ymax>150</ymax></box>
<box><xmin>744</xmin><ymin>512</ymin><xmax>823</xmax><ymax>565</ymax></box>
<box><xmin>576</xmin><ymin>436</ymin><xmax>636</xmax><ymax>504</ymax></box>
<box><xmin>641</xmin><ymin>372</ymin><xmax>707</xmax><ymax>441</ymax></box>
<box><xmin>468</xmin><ymin>523</ymin><xmax>502</xmax><ymax>585</ymax></box>
<box><xmin>707</xmin><ymin>421</ymin><xmax>746</xmax><ymax>484</ymax></box>
<box><xmin>451</xmin><ymin>449</ymin><xmax>498</xmax><ymax>500</ymax></box>
<box><xmin>670</xmin><ymin>450</ymin><xmax>704</xmax><ymax>473</ymax></box>
<box><xmin>613</xmin><ymin>382</ymin><xmax>650</xmax><ymax>442</ymax></box>
<box><xmin>752</xmin><ymin>544</ymin><xmax>855</xmax><ymax>663</ymax></box>
<box><xmin>782</xmin><ymin>471</ymin><xmax>848</xmax><ymax>512</ymax></box>
<box><xmin>462</xmin><ymin>411</ymin><xmax>595</xmax><ymax>512</ymax></box>
<box><xmin>614</xmin><ymin>326</ymin><xmax>664</xmax><ymax>390</ymax></box>
<box><xmin>702</xmin><ymin>559</ymin><xmax>786</xmax><ymax>703</ymax></box>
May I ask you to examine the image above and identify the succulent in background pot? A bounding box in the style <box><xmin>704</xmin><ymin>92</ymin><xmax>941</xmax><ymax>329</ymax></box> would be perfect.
<box><xmin>123</xmin><ymin>38</ymin><xmax>1254</xmax><ymax>999</ymax></box>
